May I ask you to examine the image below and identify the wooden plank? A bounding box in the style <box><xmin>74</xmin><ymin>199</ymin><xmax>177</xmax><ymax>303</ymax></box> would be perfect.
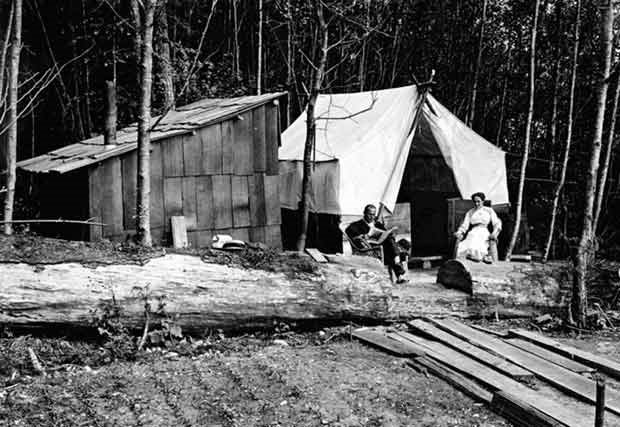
<box><xmin>151</xmin><ymin>227</ymin><xmax>164</xmax><ymax>246</ymax></box>
<box><xmin>264</xmin><ymin>174</ymin><xmax>281</xmax><ymax>225</ymax></box>
<box><xmin>182</xmin><ymin>177</ymin><xmax>197</xmax><ymax>230</ymax></box>
<box><xmin>171</xmin><ymin>216</ymin><xmax>188</xmax><ymax>248</ymax></box>
<box><xmin>509</xmin><ymin>329</ymin><xmax>620</xmax><ymax>380</ymax></box>
<box><xmin>121</xmin><ymin>152</ymin><xmax>137</xmax><ymax>231</ymax></box>
<box><xmin>199</xmin><ymin>124</ymin><xmax>223</xmax><ymax>175</ymax></box>
<box><xmin>221</xmin><ymin>120</ymin><xmax>234</xmax><ymax>174</ymax></box>
<box><xmin>187</xmin><ymin>230</ymin><xmax>199</xmax><ymax>248</ymax></box>
<box><xmin>352</xmin><ymin>327</ymin><xmax>423</xmax><ymax>357</ymax></box>
<box><xmin>164</xmin><ymin>177</ymin><xmax>183</xmax><ymax>231</ymax></box>
<box><xmin>305</xmin><ymin>248</ymin><xmax>328</xmax><ymax>263</ymax></box>
<box><xmin>212</xmin><ymin>175</ymin><xmax>233</xmax><ymax>229</ymax></box>
<box><xmin>470</xmin><ymin>324</ymin><xmax>508</xmax><ymax>338</ymax></box>
<box><xmin>409</xmin><ymin>357</ymin><xmax>493</xmax><ymax>404</ymax></box>
<box><xmin>505</xmin><ymin>338</ymin><xmax>595</xmax><ymax>374</ymax></box>
<box><xmin>248</xmin><ymin>174</ymin><xmax>266</xmax><ymax>226</ymax></box>
<box><xmin>196</xmin><ymin>229</ymin><xmax>214</xmax><ymax>248</ymax></box>
<box><xmin>183</xmin><ymin>133</ymin><xmax>202</xmax><ymax>176</ymax></box>
<box><xmin>249</xmin><ymin>226</ymin><xmax>266</xmax><ymax>243</ymax></box>
<box><xmin>265</xmin><ymin>104</ymin><xmax>279</xmax><ymax>176</ymax></box>
<box><xmin>162</xmin><ymin>135</ymin><xmax>184</xmax><ymax>177</ymax></box>
<box><xmin>491</xmin><ymin>391</ymin><xmax>565</xmax><ymax>427</ymax></box>
<box><xmin>390</xmin><ymin>332</ymin><xmax>593</xmax><ymax>427</ymax></box>
<box><xmin>233</xmin><ymin>111</ymin><xmax>253</xmax><ymax>175</ymax></box>
<box><xmin>252</xmin><ymin>105</ymin><xmax>266</xmax><ymax>172</ymax></box>
<box><xmin>231</xmin><ymin>175</ymin><xmax>250</xmax><ymax>227</ymax></box>
<box><xmin>101</xmin><ymin>157</ymin><xmax>123</xmax><ymax>237</ymax></box>
<box><xmin>428</xmin><ymin>318</ymin><xmax>620</xmax><ymax>415</ymax></box>
<box><xmin>196</xmin><ymin>176</ymin><xmax>214</xmax><ymax>230</ymax></box>
<box><xmin>408</xmin><ymin>320</ymin><xmax>533</xmax><ymax>380</ymax></box>
<box><xmin>265</xmin><ymin>225</ymin><xmax>281</xmax><ymax>249</ymax></box>
<box><xmin>88</xmin><ymin>165</ymin><xmax>103</xmax><ymax>240</ymax></box>
<box><xmin>150</xmin><ymin>144</ymin><xmax>165</xmax><ymax>229</ymax></box>
<box><xmin>229</xmin><ymin>227</ymin><xmax>250</xmax><ymax>244</ymax></box>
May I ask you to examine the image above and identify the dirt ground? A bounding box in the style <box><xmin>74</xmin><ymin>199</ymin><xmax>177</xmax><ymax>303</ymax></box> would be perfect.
<box><xmin>0</xmin><ymin>330</ymin><xmax>511</xmax><ymax>427</ymax></box>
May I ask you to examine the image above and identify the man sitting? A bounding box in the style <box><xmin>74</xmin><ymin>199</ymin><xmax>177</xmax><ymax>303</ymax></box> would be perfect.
<box><xmin>345</xmin><ymin>204</ymin><xmax>408</xmax><ymax>284</ymax></box>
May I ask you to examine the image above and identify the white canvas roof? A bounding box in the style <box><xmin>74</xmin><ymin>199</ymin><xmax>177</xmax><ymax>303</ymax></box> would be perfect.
<box><xmin>279</xmin><ymin>85</ymin><xmax>509</xmax><ymax>216</ymax></box>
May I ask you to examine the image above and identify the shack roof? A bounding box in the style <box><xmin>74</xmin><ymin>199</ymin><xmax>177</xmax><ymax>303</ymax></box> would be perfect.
<box><xmin>18</xmin><ymin>92</ymin><xmax>286</xmax><ymax>174</ymax></box>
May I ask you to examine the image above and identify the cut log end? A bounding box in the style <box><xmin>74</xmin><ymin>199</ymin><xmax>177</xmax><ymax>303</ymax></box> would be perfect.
<box><xmin>436</xmin><ymin>259</ymin><xmax>473</xmax><ymax>293</ymax></box>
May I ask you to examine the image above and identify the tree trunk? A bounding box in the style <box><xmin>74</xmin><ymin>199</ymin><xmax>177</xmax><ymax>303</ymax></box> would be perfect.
<box><xmin>136</xmin><ymin>0</ymin><xmax>158</xmax><ymax>247</ymax></box>
<box><xmin>3</xmin><ymin>0</ymin><xmax>22</xmax><ymax>236</ymax></box>
<box><xmin>592</xmin><ymin>63</ymin><xmax>620</xmax><ymax>234</ymax></box>
<box><xmin>104</xmin><ymin>81</ymin><xmax>117</xmax><ymax>147</ymax></box>
<box><xmin>0</xmin><ymin>254</ymin><xmax>394</xmax><ymax>333</ymax></box>
<box><xmin>543</xmin><ymin>0</ymin><xmax>580</xmax><ymax>264</ymax></box>
<box><xmin>129</xmin><ymin>0</ymin><xmax>142</xmax><ymax>61</ymax></box>
<box><xmin>495</xmin><ymin>50</ymin><xmax>511</xmax><ymax>146</ymax></box>
<box><xmin>547</xmin><ymin>0</ymin><xmax>563</xmax><ymax>180</ymax></box>
<box><xmin>505</xmin><ymin>0</ymin><xmax>540</xmax><ymax>260</ymax></box>
<box><xmin>358</xmin><ymin>0</ymin><xmax>370</xmax><ymax>91</ymax></box>
<box><xmin>257</xmin><ymin>0</ymin><xmax>263</xmax><ymax>95</ymax></box>
<box><xmin>573</xmin><ymin>0</ymin><xmax>614</xmax><ymax>326</ymax></box>
<box><xmin>233</xmin><ymin>0</ymin><xmax>240</xmax><ymax>80</ymax></box>
<box><xmin>467</xmin><ymin>0</ymin><xmax>487</xmax><ymax>128</ymax></box>
<box><xmin>155</xmin><ymin>1</ymin><xmax>175</xmax><ymax>111</ymax></box>
<box><xmin>0</xmin><ymin>2</ymin><xmax>14</xmax><ymax>114</ymax></box>
<box><xmin>436</xmin><ymin>259</ymin><xmax>562</xmax><ymax>307</ymax></box>
<box><xmin>286</xmin><ymin>0</ymin><xmax>294</xmax><ymax>125</ymax></box>
<box><xmin>296</xmin><ymin>0</ymin><xmax>328</xmax><ymax>252</ymax></box>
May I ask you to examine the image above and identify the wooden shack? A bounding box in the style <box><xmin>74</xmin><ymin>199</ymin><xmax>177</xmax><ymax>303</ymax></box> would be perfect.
<box><xmin>17</xmin><ymin>93</ymin><xmax>286</xmax><ymax>248</ymax></box>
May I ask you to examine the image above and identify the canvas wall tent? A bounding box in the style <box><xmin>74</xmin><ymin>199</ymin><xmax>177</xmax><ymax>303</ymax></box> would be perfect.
<box><xmin>279</xmin><ymin>85</ymin><xmax>510</xmax><ymax>255</ymax></box>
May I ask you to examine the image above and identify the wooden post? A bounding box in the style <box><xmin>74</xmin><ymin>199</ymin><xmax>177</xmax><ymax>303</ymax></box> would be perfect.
<box><xmin>595</xmin><ymin>376</ymin><xmax>606</xmax><ymax>427</ymax></box>
<box><xmin>104</xmin><ymin>81</ymin><xmax>117</xmax><ymax>146</ymax></box>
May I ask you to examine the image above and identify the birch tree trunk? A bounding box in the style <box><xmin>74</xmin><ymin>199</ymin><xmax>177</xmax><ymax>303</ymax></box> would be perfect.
<box><xmin>573</xmin><ymin>0</ymin><xmax>614</xmax><ymax>327</ymax></box>
<box><xmin>505</xmin><ymin>0</ymin><xmax>540</xmax><ymax>260</ymax></box>
<box><xmin>155</xmin><ymin>2</ymin><xmax>175</xmax><ymax>111</ymax></box>
<box><xmin>257</xmin><ymin>0</ymin><xmax>263</xmax><ymax>95</ymax></box>
<box><xmin>592</xmin><ymin>65</ymin><xmax>620</xmax><ymax>234</ymax></box>
<box><xmin>358</xmin><ymin>0</ymin><xmax>370</xmax><ymax>91</ymax></box>
<box><xmin>286</xmin><ymin>0</ymin><xmax>294</xmax><ymax>125</ymax></box>
<box><xmin>233</xmin><ymin>0</ymin><xmax>240</xmax><ymax>80</ymax></box>
<box><xmin>3</xmin><ymin>0</ymin><xmax>22</xmax><ymax>236</ymax></box>
<box><xmin>296</xmin><ymin>0</ymin><xmax>328</xmax><ymax>251</ymax></box>
<box><xmin>0</xmin><ymin>3</ymin><xmax>14</xmax><ymax>114</ymax></box>
<box><xmin>136</xmin><ymin>0</ymin><xmax>158</xmax><ymax>247</ymax></box>
<box><xmin>543</xmin><ymin>0</ymin><xmax>581</xmax><ymax>264</ymax></box>
<box><xmin>129</xmin><ymin>0</ymin><xmax>142</xmax><ymax>61</ymax></box>
<box><xmin>468</xmin><ymin>0</ymin><xmax>487</xmax><ymax>128</ymax></box>
<box><xmin>547</xmin><ymin>1</ymin><xmax>563</xmax><ymax>179</ymax></box>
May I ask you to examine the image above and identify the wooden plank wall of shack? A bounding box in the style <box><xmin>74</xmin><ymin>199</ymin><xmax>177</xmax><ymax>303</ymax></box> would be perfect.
<box><xmin>87</xmin><ymin>102</ymin><xmax>282</xmax><ymax>248</ymax></box>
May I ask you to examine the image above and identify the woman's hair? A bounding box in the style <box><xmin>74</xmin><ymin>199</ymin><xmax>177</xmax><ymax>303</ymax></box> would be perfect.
<box><xmin>471</xmin><ymin>192</ymin><xmax>486</xmax><ymax>201</ymax></box>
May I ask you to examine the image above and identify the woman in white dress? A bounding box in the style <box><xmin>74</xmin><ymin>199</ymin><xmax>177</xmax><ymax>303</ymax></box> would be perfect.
<box><xmin>454</xmin><ymin>192</ymin><xmax>502</xmax><ymax>263</ymax></box>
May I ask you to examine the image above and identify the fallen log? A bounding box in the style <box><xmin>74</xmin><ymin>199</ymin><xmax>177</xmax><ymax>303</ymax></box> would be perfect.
<box><xmin>436</xmin><ymin>259</ymin><xmax>564</xmax><ymax>307</ymax></box>
<box><xmin>0</xmin><ymin>254</ymin><xmax>394</xmax><ymax>334</ymax></box>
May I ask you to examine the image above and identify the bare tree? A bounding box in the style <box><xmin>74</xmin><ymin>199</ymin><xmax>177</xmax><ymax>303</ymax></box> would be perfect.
<box><xmin>257</xmin><ymin>0</ymin><xmax>263</xmax><ymax>94</ymax></box>
<box><xmin>135</xmin><ymin>0</ymin><xmax>159</xmax><ymax>246</ymax></box>
<box><xmin>505</xmin><ymin>0</ymin><xmax>540</xmax><ymax>260</ymax></box>
<box><xmin>573</xmin><ymin>0</ymin><xmax>614</xmax><ymax>326</ymax></box>
<box><xmin>0</xmin><ymin>3</ymin><xmax>14</xmax><ymax>114</ymax></box>
<box><xmin>3</xmin><ymin>0</ymin><xmax>22</xmax><ymax>235</ymax></box>
<box><xmin>155</xmin><ymin>1</ymin><xmax>175</xmax><ymax>111</ymax></box>
<box><xmin>592</xmin><ymin>61</ymin><xmax>620</xmax><ymax>234</ymax></box>
<box><xmin>296</xmin><ymin>0</ymin><xmax>329</xmax><ymax>251</ymax></box>
<box><xmin>543</xmin><ymin>0</ymin><xmax>581</xmax><ymax>264</ymax></box>
<box><xmin>467</xmin><ymin>0</ymin><xmax>487</xmax><ymax>128</ymax></box>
